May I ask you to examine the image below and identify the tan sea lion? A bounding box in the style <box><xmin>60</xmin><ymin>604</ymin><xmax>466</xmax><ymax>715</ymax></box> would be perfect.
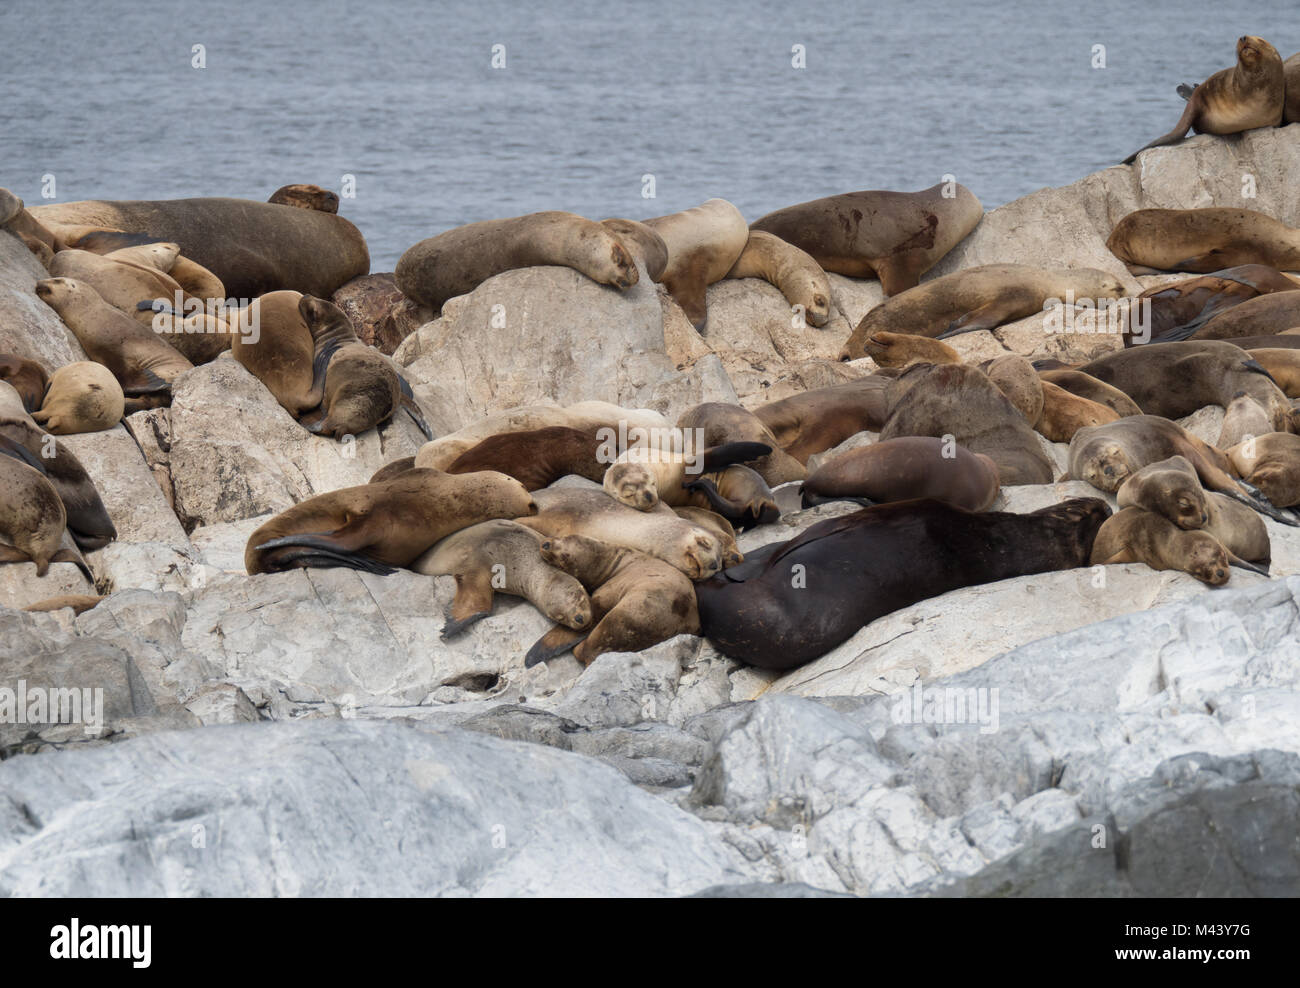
<box><xmin>104</xmin><ymin>241</ymin><xmax>228</xmax><ymax>302</ymax></box>
<box><xmin>800</xmin><ymin>436</ymin><xmax>1000</xmax><ymax>510</ymax></box>
<box><xmin>676</xmin><ymin>402</ymin><xmax>806</xmax><ymax>486</ymax></box>
<box><xmin>0</xmin><ymin>457</ymin><xmax>86</xmax><ymax>578</ymax></box>
<box><xmin>0</xmin><ymin>355</ymin><xmax>49</xmax><ymax>413</ymax></box>
<box><xmin>1122</xmin><ymin>36</ymin><xmax>1285</xmax><ymax>163</ymax></box>
<box><xmin>1137</xmin><ymin>265</ymin><xmax>1300</xmax><ymax>345</ymax></box>
<box><xmin>444</xmin><ymin>426</ymin><xmax>607</xmax><ymax>490</ymax></box>
<box><xmin>672</xmin><ymin>507</ymin><xmax>743</xmax><ymax>567</ymax></box>
<box><xmin>1192</xmin><ymin>291</ymin><xmax>1300</xmax><ymax>339</ymax></box>
<box><xmin>880</xmin><ymin>363</ymin><xmax>1054</xmax><ymax>485</ymax></box>
<box><xmin>981</xmin><ymin>354</ymin><xmax>1044</xmax><ymax>425</ymax></box>
<box><xmin>48</xmin><ymin>247</ymin><xmax>186</xmax><ymax>330</ymax></box>
<box><xmin>245</xmin><ymin>468</ymin><xmax>537</xmax><ymax>575</ymax></box>
<box><xmin>644</xmin><ymin>198</ymin><xmax>749</xmax><ymax>329</ymax></box>
<box><xmin>602</xmin><ymin>440</ymin><xmax>772</xmax><ymax>512</ymax></box>
<box><xmin>34</xmin><ymin>278</ymin><xmax>193</xmax><ymax>408</ymax></box>
<box><xmin>1218</xmin><ymin>391</ymin><xmax>1279</xmax><ymax>448</ymax></box>
<box><xmin>524</xmin><ymin>534</ymin><xmax>700</xmax><ymax>667</ymax></box>
<box><xmin>1107</xmin><ymin>208</ymin><xmax>1300</xmax><ymax>275</ymax></box>
<box><xmin>31</xmin><ymin>362</ymin><xmax>124</xmax><ymax>434</ymax></box>
<box><xmin>394</xmin><ymin>211</ymin><xmax>638</xmax><ymax>312</ymax></box>
<box><xmin>1036</xmin><ymin>381</ymin><xmax>1121</xmax><ymax>442</ymax></box>
<box><xmin>412</xmin><ymin>519</ymin><xmax>592</xmax><ymax>638</ymax></box>
<box><xmin>519</xmin><ymin>487</ymin><xmax>724</xmax><ymax>580</ymax></box>
<box><xmin>230</xmin><ymin>290</ymin><xmax>318</xmax><ymax>415</ymax></box>
<box><xmin>749</xmin><ymin>183</ymin><xmax>983</xmax><ymax>296</ymax></box>
<box><xmin>369</xmin><ymin>456</ymin><xmax>417</xmax><ymax>484</ymax></box>
<box><xmin>1226</xmin><ymin>432</ymin><xmax>1300</xmax><ymax>507</ymax></box>
<box><xmin>31</xmin><ymin>195</ymin><xmax>369</xmax><ymax>299</ymax></box>
<box><xmin>753</xmin><ymin>377</ymin><xmax>891</xmax><ymax>464</ymax></box>
<box><xmin>862</xmin><ymin>331</ymin><xmax>960</xmax><ymax>369</ymax></box>
<box><xmin>723</xmin><ymin>230</ymin><xmax>832</xmax><ymax>327</ymax></box>
<box><xmin>1090</xmin><ymin>508</ymin><xmax>1231</xmax><ymax>585</ymax></box>
<box><xmin>839</xmin><ymin>264</ymin><xmax>1128</xmax><ymax>358</ymax></box>
<box><xmin>1037</xmin><ymin>368</ymin><xmax>1143</xmax><ymax>417</ymax></box>
<box><xmin>599</xmin><ymin>218</ymin><xmax>668</xmax><ymax>282</ymax></box>
<box><xmin>267</xmin><ymin>184</ymin><xmax>339</xmax><ymax>213</ymax></box>
<box><xmin>1247</xmin><ymin>348</ymin><xmax>1300</xmax><ymax>396</ymax></box>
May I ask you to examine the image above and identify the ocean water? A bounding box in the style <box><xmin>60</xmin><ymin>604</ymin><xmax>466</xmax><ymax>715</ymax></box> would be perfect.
<box><xmin>2</xmin><ymin>0</ymin><xmax>1297</xmax><ymax>271</ymax></box>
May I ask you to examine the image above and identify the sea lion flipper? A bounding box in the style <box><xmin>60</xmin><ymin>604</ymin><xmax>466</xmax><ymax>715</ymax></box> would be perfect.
<box><xmin>441</xmin><ymin>571</ymin><xmax>495</xmax><ymax>639</ymax></box>
<box><xmin>1176</xmin><ymin>82</ymin><xmax>1198</xmax><ymax>100</ymax></box>
<box><xmin>938</xmin><ymin>302</ymin><xmax>1003</xmax><ymax>338</ymax></box>
<box><xmin>120</xmin><ymin>367</ymin><xmax>173</xmax><ymax>397</ymax></box>
<box><xmin>683</xmin><ymin>476</ymin><xmax>743</xmax><ymax>523</ymax></box>
<box><xmin>0</xmin><ymin>545</ymin><xmax>36</xmax><ymax>568</ymax></box>
<box><xmin>72</xmin><ymin>230</ymin><xmax>164</xmax><ymax>253</ymax></box>
<box><xmin>0</xmin><ymin>434</ymin><xmax>49</xmax><ymax>474</ymax></box>
<box><xmin>1121</xmin><ymin>99</ymin><xmax>1197</xmax><ymax>164</ymax></box>
<box><xmin>1227</xmin><ymin>552</ymin><xmax>1270</xmax><ymax>577</ymax></box>
<box><xmin>51</xmin><ymin>547</ymin><xmax>95</xmax><ymax>583</ymax></box>
<box><xmin>396</xmin><ymin>375</ymin><xmax>433</xmax><ymax>439</ymax></box>
<box><xmin>253</xmin><ymin>531</ymin><xmax>397</xmax><ymax>574</ymax></box>
<box><xmin>699</xmin><ymin>441</ymin><xmax>772</xmax><ymax>473</ymax></box>
<box><xmin>523</xmin><ymin>625</ymin><xmax>589</xmax><ymax>667</ymax></box>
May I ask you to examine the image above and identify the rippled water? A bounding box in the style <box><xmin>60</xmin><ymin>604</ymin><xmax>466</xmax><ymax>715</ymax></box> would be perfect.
<box><xmin>2</xmin><ymin>0</ymin><xmax>1297</xmax><ymax>270</ymax></box>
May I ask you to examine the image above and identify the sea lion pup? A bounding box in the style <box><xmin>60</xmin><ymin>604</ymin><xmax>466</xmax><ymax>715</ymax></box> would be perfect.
<box><xmin>411</xmin><ymin>519</ymin><xmax>592</xmax><ymax>638</ymax></box>
<box><xmin>1122</xmin><ymin>36</ymin><xmax>1285</xmax><ymax>164</ymax></box>
<box><xmin>0</xmin><ymin>456</ymin><xmax>91</xmax><ymax>578</ymax></box>
<box><xmin>599</xmin><ymin>218</ymin><xmax>668</xmax><ymax>282</ymax></box>
<box><xmin>524</xmin><ymin>534</ymin><xmax>701</xmax><ymax>667</ymax></box>
<box><xmin>1107</xmin><ymin>208</ymin><xmax>1300</xmax><ymax>275</ymax></box>
<box><xmin>244</xmin><ymin>468</ymin><xmax>537</xmax><ymax>575</ymax></box>
<box><xmin>1076</xmin><ymin>340</ymin><xmax>1293</xmax><ymax>433</ymax></box>
<box><xmin>518</xmin><ymin>487</ymin><xmax>724</xmax><ymax>580</ymax></box>
<box><xmin>0</xmin><ymin>355</ymin><xmax>49</xmax><ymax>413</ymax></box>
<box><xmin>680</xmin><ymin>464</ymin><xmax>781</xmax><ymax>531</ymax></box>
<box><xmin>753</xmin><ymin>377</ymin><xmax>891</xmax><ymax>464</ymax></box>
<box><xmin>444</xmin><ymin>426</ymin><xmax>607</xmax><ymax>490</ymax></box>
<box><xmin>0</xmin><ymin>187</ymin><xmax>59</xmax><ymax>265</ymax></box>
<box><xmin>880</xmin><ymin>362</ymin><xmax>1054</xmax><ymax>485</ymax></box>
<box><xmin>1037</xmin><ymin>369</ymin><xmax>1143</xmax><ymax>417</ymax></box>
<box><xmin>643</xmin><ymin>198</ymin><xmax>749</xmax><ymax>329</ymax></box>
<box><xmin>602</xmin><ymin>440</ymin><xmax>772</xmax><ymax>511</ymax></box>
<box><xmin>268</xmin><ymin>184</ymin><xmax>339</xmax><ymax>214</ymax></box>
<box><xmin>31</xmin><ymin>362</ymin><xmax>124</xmax><ymax>434</ymax></box>
<box><xmin>1090</xmin><ymin>508</ymin><xmax>1233</xmax><ymax>585</ymax></box>
<box><xmin>750</xmin><ymin>183</ymin><xmax>983</xmax><ymax>297</ymax></box>
<box><xmin>863</xmin><ymin>331</ymin><xmax>960</xmax><ymax>369</ymax></box>
<box><xmin>30</xmin><ymin>195</ymin><xmax>370</xmax><ymax>299</ymax></box>
<box><xmin>1135</xmin><ymin>265</ymin><xmax>1300</xmax><ymax>345</ymax></box>
<box><xmin>838</xmin><ymin>264</ymin><xmax>1128</xmax><ymax>358</ymax></box>
<box><xmin>676</xmin><ymin>402</ymin><xmax>806</xmax><ymax>485</ymax></box>
<box><xmin>394</xmin><ymin>211</ymin><xmax>639</xmax><ymax>312</ymax></box>
<box><xmin>1192</xmin><ymin>291</ymin><xmax>1300</xmax><ymax>340</ymax></box>
<box><xmin>696</xmin><ymin>497</ymin><xmax>1109</xmax><ymax>670</ymax></box>
<box><xmin>722</xmin><ymin>230</ymin><xmax>832</xmax><ymax>328</ymax></box>
<box><xmin>1226</xmin><ymin>433</ymin><xmax>1300</xmax><ymax>508</ymax></box>
<box><xmin>22</xmin><ymin>594</ymin><xmax>104</xmax><ymax>615</ymax></box>
<box><xmin>1036</xmin><ymin>382</ymin><xmax>1120</xmax><ymax>442</ymax></box>
<box><xmin>1247</xmin><ymin>348</ymin><xmax>1300</xmax><ymax>397</ymax></box>
<box><xmin>672</xmin><ymin>507</ymin><xmax>743</xmax><ymax>567</ymax></box>
<box><xmin>800</xmin><ymin>436</ymin><xmax>1000</xmax><ymax>511</ymax></box>
<box><xmin>33</xmin><ymin>278</ymin><xmax>193</xmax><ymax>410</ymax></box>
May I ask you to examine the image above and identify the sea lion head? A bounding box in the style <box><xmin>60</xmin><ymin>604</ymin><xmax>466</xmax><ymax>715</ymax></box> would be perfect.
<box><xmin>1076</xmin><ymin>438</ymin><xmax>1133</xmax><ymax>492</ymax></box>
<box><xmin>1236</xmin><ymin>36</ymin><xmax>1278</xmax><ymax>71</ymax></box>
<box><xmin>603</xmin><ymin>461</ymin><xmax>658</xmax><ymax>510</ymax></box>
<box><xmin>299</xmin><ymin>294</ymin><xmax>357</xmax><ymax>347</ymax></box>
<box><xmin>1184</xmin><ymin>532</ymin><xmax>1230</xmax><ymax>586</ymax></box>
<box><xmin>607</xmin><ymin>239</ymin><xmax>639</xmax><ymax>290</ymax></box>
<box><xmin>864</xmin><ymin>331</ymin><xmax>959</xmax><ymax>369</ymax></box>
<box><xmin>268</xmin><ymin>183</ymin><xmax>340</xmax><ymax>213</ymax></box>
<box><xmin>33</xmin><ymin>276</ymin><xmax>89</xmax><ymax>314</ymax></box>
<box><xmin>0</xmin><ymin>188</ymin><xmax>23</xmax><ymax>226</ymax></box>
<box><xmin>678</xmin><ymin>530</ymin><xmax>723</xmax><ymax>580</ymax></box>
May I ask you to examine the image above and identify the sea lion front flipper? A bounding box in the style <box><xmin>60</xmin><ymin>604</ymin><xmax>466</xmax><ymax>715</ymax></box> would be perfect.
<box><xmin>0</xmin><ymin>434</ymin><xmax>49</xmax><ymax>473</ymax></box>
<box><xmin>1121</xmin><ymin>100</ymin><xmax>1198</xmax><ymax>164</ymax></box>
<box><xmin>699</xmin><ymin>441</ymin><xmax>772</xmax><ymax>473</ymax></box>
<box><xmin>524</xmin><ymin>625</ymin><xmax>590</xmax><ymax>667</ymax></box>
<box><xmin>120</xmin><ymin>367</ymin><xmax>173</xmax><ymax>398</ymax></box>
<box><xmin>799</xmin><ymin>487</ymin><xmax>877</xmax><ymax>509</ymax></box>
<box><xmin>0</xmin><ymin>545</ymin><xmax>37</xmax><ymax>569</ymax></box>
<box><xmin>663</xmin><ymin>273</ymin><xmax>709</xmax><ymax>331</ymax></box>
<box><xmin>1227</xmin><ymin>552</ymin><xmax>1270</xmax><ymax>577</ymax></box>
<box><xmin>1175</xmin><ymin>82</ymin><xmax>1198</xmax><ymax>100</ymax></box>
<box><xmin>441</xmin><ymin>570</ymin><xmax>496</xmax><ymax>639</ymax></box>
<box><xmin>306</xmin><ymin>342</ymin><xmax>339</xmax><ymax>411</ymax></box>
<box><xmin>50</xmin><ymin>546</ymin><xmax>95</xmax><ymax>583</ymax></box>
<box><xmin>938</xmin><ymin>302</ymin><xmax>1005</xmax><ymax>338</ymax></box>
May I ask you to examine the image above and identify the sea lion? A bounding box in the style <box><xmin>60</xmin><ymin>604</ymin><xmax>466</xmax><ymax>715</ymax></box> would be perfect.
<box><xmin>981</xmin><ymin>354</ymin><xmax>1044</xmax><ymax>425</ymax></box>
<box><xmin>800</xmin><ymin>436</ymin><xmax>1000</xmax><ymax>511</ymax></box>
<box><xmin>723</xmin><ymin>230</ymin><xmax>832</xmax><ymax>327</ymax></box>
<box><xmin>411</xmin><ymin>519</ymin><xmax>592</xmax><ymax>637</ymax></box>
<box><xmin>862</xmin><ymin>331</ymin><xmax>960</xmax><ymax>369</ymax></box>
<box><xmin>599</xmin><ymin>218</ymin><xmax>668</xmax><ymax>282</ymax></box>
<box><xmin>369</xmin><ymin>456</ymin><xmax>416</xmax><ymax>484</ymax></box>
<box><xmin>749</xmin><ymin>183</ymin><xmax>983</xmax><ymax>297</ymax></box>
<box><xmin>0</xmin><ymin>457</ymin><xmax>86</xmax><ymax>578</ymax></box>
<box><xmin>643</xmin><ymin>198</ymin><xmax>749</xmax><ymax>329</ymax></box>
<box><xmin>0</xmin><ymin>188</ymin><xmax>59</xmax><ymax>265</ymax></box>
<box><xmin>245</xmin><ymin>468</ymin><xmax>537</xmax><ymax>575</ymax></box>
<box><xmin>602</xmin><ymin>440</ymin><xmax>772</xmax><ymax>511</ymax></box>
<box><xmin>1091</xmin><ymin>508</ymin><xmax>1231</xmax><ymax>585</ymax></box>
<box><xmin>1226</xmin><ymin>432</ymin><xmax>1300</xmax><ymax>507</ymax></box>
<box><xmin>444</xmin><ymin>426</ymin><xmax>607</xmax><ymax>490</ymax></box>
<box><xmin>31</xmin><ymin>195</ymin><xmax>369</xmax><ymax>299</ymax></box>
<box><xmin>1218</xmin><ymin>391</ymin><xmax>1279</xmax><ymax>448</ymax></box>
<box><xmin>1122</xmin><ymin>36</ymin><xmax>1285</xmax><ymax>163</ymax></box>
<box><xmin>230</xmin><ymin>290</ymin><xmax>319</xmax><ymax>415</ymax></box>
<box><xmin>31</xmin><ymin>362</ymin><xmax>124</xmax><ymax>434</ymax></box>
<box><xmin>672</xmin><ymin>507</ymin><xmax>743</xmax><ymax>566</ymax></box>
<box><xmin>48</xmin><ymin>247</ymin><xmax>186</xmax><ymax>330</ymax></box>
<box><xmin>524</xmin><ymin>534</ymin><xmax>701</xmax><ymax>667</ymax></box>
<box><xmin>753</xmin><ymin>377</ymin><xmax>891</xmax><ymax>464</ymax></box>
<box><xmin>394</xmin><ymin>211</ymin><xmax>638</xmax><ymax>312</ymax></box>
<box><xmin>695</xmin><ymin>497</ymin><xmax>1109</xmax><ymax>670</ymax></box>
<box><xmin>1286</xmin><ymin>52</ymin><xmax>1300</xmax><ymax>124</ymax></box>
<box><xmin>1191</xmin><ymin>291</ymin><xmax>1300</xmax><ymax>340</ymax></box>
<box><xmin>0</xmin><ymin>355</ymin><xmax>49</xmax><ymax>413</ymax></box>
<box><xmin>839</xmin><ymin>264</ymin><xmax>1128</xmax><ymax>358</ymax></box>
<box><xmin>1077</xmin><ymin>340</ymin><xmax>1293</xmax><ymax>432</ymax></box>
<box><xmin>1036</xmin><ymin>369</ymin><xmax>1143</xmax><ymax>417</ymax></box>
<box><xmin>1136</xmin><ymin>265</ymin><xmax>1300</xmax><ymax>345</ymax></box>
<box><xmin>1036</xmin><ymin>381</ymin><xmax>1121</xmax><ymax>442</ymax></box>
<box><xmin>680</xmin><ymin>464</ymin><xmax>781</xmax><ymax>531</ymax></box>
<box><xmin>1247</xmin><ymin>348</ymin><xmax>1300</xmax><ymax>397</ymax></box>
<box><xmin>518</xmin><ymin>487</ymin><xmax>724</xmax><ymax>580</ymax></box>
<box><xmin>267</xmin><ymin>184</ymin><xmax>339</xmax><ymax>213</ymax></box>
<box><xmin>33</xmin><ymin>278</ymin><xmax>194</xmax><ymax>408</ymax></box>
<box><xmin>1107</xmin><ymin>208</ymin><xmax>1300</xmax><ymax>275</ymax></box>
<box><xmin>676</xmin><ymin>402</ymin><xmax>806</xmax><ymax>486</ymax></box>
<box><xmin>879</xmin><ymin>362</ymin><xmax>1054</xmax><ymax>485</ymax></box>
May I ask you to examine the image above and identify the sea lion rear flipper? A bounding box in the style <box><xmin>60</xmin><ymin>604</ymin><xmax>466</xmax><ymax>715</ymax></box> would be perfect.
<box><xmin>1220</xmin><ymin>486</ymin><xmax>1300</xmax><ymax>528</ymax></box>
<box><xmin>1240</xmin><ymin>359</ymin><xmax>1280</xmax><ymax>386</ymax></box>
<box><xmin>524</xmin><ymin>625</ymin><xmax>590</xmax><ymax>667</ymax></box>
<box><xmin>1175</xmin><ymin>82</ymin><xmax>1198</xmax><ymax>100</ymax></box>
<box><xmin>441</xmin><ymin>571</ymin><xmax>495</xmax><ymax>640</ymax></box>
<box><xmin>1121</xmin><ymin>100</ymin><xmax>1197</xmax><ymax>164</ymax></box>
<box><xmin>253</xmin><ymin>530</ymin><xmax>397</xmax><ymax>575</ymax></box>
<box><xmin>1227</xmin><ymin>553</ymin><xmax>1270</xmax><ymax>577</ymax></box>
<box><xmin>299</xmin><ymin>408</ymin><xmax>328</xmax><ymax>434</ymax></box>
<box><xmin>699</xmin><ymin>441</ymin><xmax>772</xmax><ymax>472</ymax></box>
<box><xmin>51</xmin><ymin>546</ymin><xmax>95</xmax><ymax>583</ymax></box>
<box><xmin>938</xmin><ymin>302</ymin><xmax>1003</xmax><ymax>338</ymax></box>
<box><xmin>397</xmin><ymin>375</ymin><xmax>433</xmax><ymax>439</ymax></box>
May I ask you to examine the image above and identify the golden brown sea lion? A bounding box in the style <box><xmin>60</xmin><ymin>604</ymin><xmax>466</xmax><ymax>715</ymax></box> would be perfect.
<box><xmin>981</xmin><ymin>354</ymin><xmax>1044</xmax><ymax>425</ymax></box>
<box><xmin>0</xmin><ymin>456</ymin><xmax>81</xmax><ymax>577</ymax></box>
<box><xmin>1122</xmin><ymin>36</ymin><xmax>1285</xmax><ymax>163</ymax></box>
<box><xmin>1037</xmin><ymin>368</ymin><xmax>1144</xmax><ymax>417</ymax></box>
<box><xmin>599</xmin><ymin>218</ymin><xmax>668</xmax><ymax>282</ymax></box>
<box><xmin>1090</xmin><ymin>508</ymin><xmax>1231</xmax><ymax>585</ymax></box>
<box><xmin>672</xmin><ymin>507</ymin><xmax>743</xmax><ymax>567</ymax></box>
<box><xmin>22</xmin><ymin>594</ymin><xmax>105</xmax><ymax>615</ymax></box>
<box><xmin>602</xmin><ymin>440</ymin><xmax>773</xmax><ymax>512</ymax></box>
<box><xmin>245</xmin><ymin>468</ymin><xmax>537</xmax><ymax>575</ymax></box>
<box><xmin>1035</xmin><ymin>382</ymin><xmax>1121</xmax><ymax>442</ymax></box>
<box><xmin>0</xmin><ymin>188</ymin><xmax>59</xmax><ymax>265</ymax></box>
<box><xmin>723</xmin><ymin>230</ymin><xmax>832</xmax><ymax>327</ymax></box>
<box><xmin>800</xmin><ymin>436</ymin><xmax>1000</xmax><ymax>510</ymax></box>
<box><xmin>230</xmin><ymin>290</ymin><xmax>318</xmax><ymax>415</ymax></box>
<box><xmin>1247</xmin><ymin>348</ymin><xmax>1300</xmax><ymax>397</ymax></box>
<box><xmin>749</xmin><ymin>183</ymin><xmax>983</xmax><ymax>296</ymax></box>
<box><xmin>31</xmin><ymin>362</ymin><xmax>124</xmax><ymax>434</ymax></box>
<box><xmin>1107</xmin><ymin>208</ymin><xmax>1300</xmax><ymax>275</ymax></box>
<box><xmin>48</xmin><ymin>247</ymin><xmax>185</xmax><ymax>330</ymax></box>
<box><xmin>644</xmin><ymin>198</ymin><xmax>749</xmax><ymax>329</ymax></box>
<box><xmin>395</xmin><ymin>212</ymin><xmax>639</xmax><ymax>312</ymax></box>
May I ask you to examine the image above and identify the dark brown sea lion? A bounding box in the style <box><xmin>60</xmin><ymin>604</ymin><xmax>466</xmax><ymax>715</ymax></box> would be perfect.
<box><xmin>680</xmin><ymin>464</ymin><xmax>781</xmax><ymax>532</ymax></box>
<box><xmin>752</xmin><ymin>377</ymin><xmax>890</xmax><ymax>465</ymax></box>
<box><xmin>524</xmin><ymin>534</ymin><xmax>701</xmax><ymax>667</ymax></box>
<box><xmin>749</xmin><ymin>183</ymin><xmax>983</xmax><ymax>296</ymax></box>
<box><xmin>0</xmin><ymin>355</ymin><xmax>49</xmax><ymax>413</ymax></box>
<box><xmin>394</xmin><ymin>211</ymin><xmax>639</xmax><ymax>312</ymax></box>
<box><xmin>0</xmin><ymin>418</ymin><xmax>116</xmax><ymax>550</ymax></box>
<box><xmin>695</xmin><ymin>497</ymin><xmax>1109</xmax><ymax>670</ymax></box>
<box><xmin>1107</xmin><ymin>207</ymin><xmax>1300</xmax><ymax>275</ymax></box>
<box><xmin>445</xmin><ymin>426</ymin><xmax>606</xmax><ymax>490</ymax></box>
<box><xmin>1121</xmin><ymin>36</ymin><xmax>1285</xmax><ymax>163</ymax></box>
<box><xmin>245</xmin><ymin>468</ymin><xmax>537</xmax><ymax>575</ymax></box>
<box><xmin>643</xmin><ymin>199</ymin><xmax>749</xmax><ymax>329</ymax></box>
<box><xmin>800</xmin><ymin>436</ymin><xmax>1000</xmax><ymax>510</ymax></box>
<box><xmin>879</xmin><ymin>363</ymin><xmax>1054</xmax><ymax>485</ymax></box>
<box><xmin>1286</xmin><ymin>52</ymin><xmax>1300</xmax><ymax>123</ymax></box>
